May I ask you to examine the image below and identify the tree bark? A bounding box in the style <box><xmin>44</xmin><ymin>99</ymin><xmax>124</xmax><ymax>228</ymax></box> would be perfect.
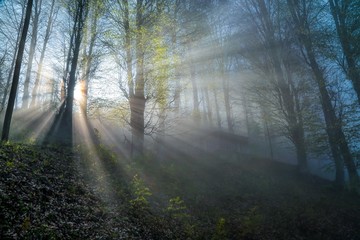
<box><xmin>329</xmin><ymin>0</ymin><xmax>360</xmax><ymax>105</ymax></box>
<box><xmin>222</xmin><ymin>69</ymin><xmax>233</xmax><ymax>132</ymax></box>
<box><xmin>129</xmin><ymin>0</ymin><xmax>146</xmax><ymax>156</ymax></box>
<box><xmin>1</xmin><ymin>6</ymin><xmax>25</xmax><ymax>112</ymax></box>
<box><xmin>80</xmin><ymin>2</ymin><xmax>98</xmax><ymax>117</ymax></box>
<box><xmin>190</xmin><ymin>60</ymin><xmax>200</xmax><ymax>121</ymax></box>
<box><xmin>22</xmin><ymin>0</ymin><xmax>42</xmax><ymax>109</ymax></box>
<box><xmin>2</xmin><ymin>0</ymin><xmax>33</xmax><ymax>141</ymax></box>
<box><xmin>30</xmin><ymin>0</ymin><xmax>56</xmax><ymax>108</ymax></box>
<box><xmin>171</xmin><ymin>2</ymin><xmax>181</xmax><ymax>113</ymax></box>
<box><xmin>213</xmin><ymin>88</ymin><xmax>221</xmax><ymax>128</ymax></box>
<box><xmin>44</xmin><ymin>0</ymin><xmax>87</xmax><ymax>146</ymax></box>
<box><xmin>204</xmin><ymin>86</ymin><xmax>213</xmax><ymax>125</ymax></box>
<box><xmin>62</xmin><ymin>0</ymin><xmax>87</xmax><ymax>145</ymax></box>
<box><xmin>287</xmin><ymin>0</ymin><xmax>358</xmax><ymax>188</ymax></box>
<box><xmin>254</xmin><ymin>0</ymin><xmax>308</xmax><ymax>172</ymax></box>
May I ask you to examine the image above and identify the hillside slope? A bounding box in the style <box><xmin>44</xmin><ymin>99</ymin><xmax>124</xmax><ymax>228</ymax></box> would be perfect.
<box><xmin>1</xmin><ymin>142</ymin><xmax>360</xmax><ymax>239</ymax></box>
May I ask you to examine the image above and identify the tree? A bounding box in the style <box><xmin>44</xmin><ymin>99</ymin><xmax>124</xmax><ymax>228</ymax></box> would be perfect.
<box><xmin>236</xmin><ymin>0</ymin><xmax>309</xmax><ymax>172</ymax></box>
<box><xmin>78</xmin><ymin>0</ymin><xmax>103</xmax><ymax>117</ymax></box>
<box><xmin>287</xmin><ymin>0</ymin><xmax>359</xmax><ymax>190</ymax></box>
<box><xmin>44</xmin><ymin>0</ymin><xmax>89</xmax><ymax>145</ymax></box>
<box><xmin>107</xmin><ymin>0</ymin><xmax>168</xmax><ymax>156</ymax></box>
<box><xmin>181</xmin><ymin>0</ymin><xmax>211</xmax><ymax>123</ymax></box>
<box><xmin>30</xmin><ymin>0</ymin><xmax>57</xmax><ymax>107</ymax></box>
<box><xmin>2</xmin><ymin>0</ymin><xmax>33</xmax><ymax>141</ymax></box>
<box><xmin>22</xmin><ymin>0</ymin><xmax>42</xmax><ymax>109</ymax></box>
<box><xmin>329</xmin><ymin>0</ymin><xmax>360</xmax><ymax>105</ymax></box>
<box><xmin>209</xmin><ymin>0</ymin><xmax>235</xmax><ymax>131</ymax></box>
<box><xmin>0</xmin><ymin>1</ymin><xmax>26</xmax><ymax>112</ymax></box>
<box><xmin>0</xmin><ymin>53</ymin><xmax>5</xmax><ymax>95</ymax></box>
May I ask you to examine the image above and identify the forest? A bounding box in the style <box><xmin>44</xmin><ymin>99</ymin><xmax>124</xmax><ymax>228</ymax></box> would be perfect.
<box><xmin>0</xmin><ymin>0</ymin><xmax>360</xmax><ymax>239</ymax></box>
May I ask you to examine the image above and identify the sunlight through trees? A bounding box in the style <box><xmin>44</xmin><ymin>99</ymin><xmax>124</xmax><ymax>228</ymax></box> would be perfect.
<box><xmin>1</xmin><ymin>0</ymin><xmax>360</xmax><ymax>237</ymax></box>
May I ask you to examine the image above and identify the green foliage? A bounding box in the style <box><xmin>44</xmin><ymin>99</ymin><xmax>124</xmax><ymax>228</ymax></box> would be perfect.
<box><xmin>5</xmin><ymin>160</ymin><xmax>14</xmax><ymax>168</ymax></box>
<box><xmin>147</xmin><ymin>23</ymin><xmax>173</xmax><ymax>111</ymax></box>
<box><xmin>166</xmin><ymin>196</ymin><xmax>189</xmax><ymax>219</ymax></box>
<box><xmin>212</xmin><ymin>217</ymin><xmax>227</xmax><ymax>240</ymax></box>
<box><xmin>130</xmin><ymin>174</ymin><xmax>152</xmax><ymax>209</ymax></box>
<box><xmin>166</xmin><ymin>196</ymin><xmax>198</xmax><ymax>238</ymax></box>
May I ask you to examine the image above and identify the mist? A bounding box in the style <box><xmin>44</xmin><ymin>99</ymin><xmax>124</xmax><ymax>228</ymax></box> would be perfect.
<box><xmin>0</xmin><ymin>0</ymin><xmax>360</xmax><ymax>239</ymax></box>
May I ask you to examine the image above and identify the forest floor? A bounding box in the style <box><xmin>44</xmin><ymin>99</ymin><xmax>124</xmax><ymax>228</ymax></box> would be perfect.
<box><xmin>0</xmin><ymin>142</ymin><xmax>360</xmax><ymax>239</ymax></box>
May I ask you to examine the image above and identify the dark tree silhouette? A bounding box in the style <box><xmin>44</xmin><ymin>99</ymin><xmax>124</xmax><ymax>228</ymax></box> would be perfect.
<box><xmin>43</xmin><ymin>0</ymin><xmax>89</xmax><ymax>146</ymax></box>
<box><xmin>1</xmin><ymin>0</ymin><xmax>33</xmax><ymax>141</ymax></box>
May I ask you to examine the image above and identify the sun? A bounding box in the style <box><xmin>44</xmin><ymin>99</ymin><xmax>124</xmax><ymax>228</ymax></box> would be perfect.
<box><xmin>74</xmin><ymin>80</ymin><xmax>86</xmax><ymax>106</ymax></box>
<box><xmin>74</xmin><ymin>84</ymin><xmax>83</xmax><ymax>102</ymax></box>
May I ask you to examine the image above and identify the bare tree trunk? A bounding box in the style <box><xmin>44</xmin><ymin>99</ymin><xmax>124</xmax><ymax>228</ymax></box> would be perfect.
<box><xmin>22</xmin><ymin>0</ymin><xmax>42</xmax><ymax>109</ymax></box>
<box><xmin>174</xmin><ymin>75</ymin><xmax>181</xmax><ymax>112</ymax></box>
<box><xmin>287</xmin><ymin>0</ymin><xmax>357</xmax><ymax>189</ymax></box>
<box><xmin>253</xmin><ymin>0</ymin><xmax>308</xmax><ymax>172</ymax></box>
<box><xmin>30</xmin><ymin>0</ymin><xmax>56</xmax><ymax>108</ymax></box>
<box><xmin>61</xmin><ymin>12</ymin><xmax>78</xmax><ymax>104</ymax></box>
<box><xmin>120</xmin><ymin>0</ymin><xmax>137</xmax><ymax>157</ymax></box>
<box><xmin>130</xmin><ymin>0</ymin><xmax>146</xmax><ymax>156</ymax></box>
<box><xmin>261</xmin><ymin>107</ymin><xmax>274</xmax><ymax>160</ymax></box>
<box><xmin>171</xmin><ymin>3</ymin><xmax>181</xmax><ymax>113</ymax></box>
<box><xmin>80</xmin><ymin>3</ymin><xmax>98</xmax><ymax>117</ymax></box>
<box><xmin>44</xmin><ymin>0</ymin><xmax>88</xmax><ymax>146</ymax></box>
<box><xmin>240</xmin><ymin>92</ymin><xmax>250</xmax><ymax>136</ymax></box>
<box><xmin>204</xmin><ymin>86</ymin><xmax>213</xmax><ymax>125</ymax></box>
<box><xmin>201</xmin><ymin>88</ymin><xmax>207</xmax><ymax>123</ymax></box>
<box><xmin>62</xmin><ymin>0</ymin><xmax>87</xmax><ymax>145</ymax></box>
<box><xmin>329</xmin><ymin>0</ymin><xmax>360</xmax><ymax>105</ymax></box>
<box><xmin>190</xmin><ymin>62</ymin><xmax>200</xmax><ymax>121</ymax></box>
<box><xmin>2</xmin><ymin>0</ymin><xmax>33</xmax><ymax>141</ymax></box>
<box><xmin>213</xmin><ymin>88</ymin><xmax>221</xmax><ymax>128</ymax></box>
<box><xmin>1</xmin><ymin>7</ymin><xmax>25</xmax><ymax>112</ymax></box>
<box><xmin>222</xmin><ymin>70</ymin><xmax>233</xmax><ymax>132</ymax></box>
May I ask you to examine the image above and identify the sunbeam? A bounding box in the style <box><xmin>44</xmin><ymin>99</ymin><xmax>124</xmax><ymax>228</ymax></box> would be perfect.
<box><xmin>1</xmin><ymin>0</ymin><xmax>360</xmax><ymax>239</ymax></box>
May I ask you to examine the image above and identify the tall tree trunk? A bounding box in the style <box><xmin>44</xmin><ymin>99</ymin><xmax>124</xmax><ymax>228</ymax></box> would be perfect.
<box><xmin>0</xmin><ymin>54</ymin><xmax>5</xmax><ymax>85</ymax></box>
<box><xmin>213</xmin><ymin>88</ymin><xmax>221</xmax><ymax>128</ymax></box>
<box><xmin>22</xmin><ymin>0</ymin><xmax>42</xmax><ymax>109</ymax></box>
<box><xmin>30</xmin><ymin>0</ymin><xmax>56</xmax><ymax>108</ymax></box>
<box><xmin>329</xmin><ymin>0</ymin><xmax>360</xmax><ymax>105</ymax></box>
<box><xmin>241</xmin><ymin>93</ymin><xmax>250</xmax><ymax>136</ymax></box>
<box><xmin>255</xmin><ymin>0</ymin><xmax>308</xmax><ymax>172</ymax></box>
<box><xmin>201</xmin><ymin>88</ymin><xmax>208</xmax><ymax>123</ymax></box>
<box><xmin>130</xmin><ymin>0</ymin><xmax>146</xmax><ymax>156</ymax></box>
<box><xmin>1</xmin><ymin>8</ymin><xmax>25</xmax><ymax>112</ymax></box>
<box><xmin>61</xmin><ymin>13</ymin><xmax>78</xmax><ymax>104</ymax></box>
<box><xmin>287</xmin><ymin>0</ymin><xmax>357</xmax><ymax>189</ymax></box>
<box><xmin>308</xmin><ymin>49</ymin><xmax>349</xmax><ymax>187</ymax></box>
<box><xmin>2</xmin><ymin>0</ymin><xmax>33</xmax><ymax>141</ymax></box>
<box><xmin>44</xmin><ymin>0</ymin><xmax>87</xmax><ymax>146</ymax></box>
<box><xmin>121</xmin><ymin>0</ymin><xmax>136</xmax><ymax>156</ymax></box>
<box><xmin>204</xmin><ymin>86</ymin><xmax>213</xmax><ymax>125</ymax></box>
<box><xmin>62</xmin><ymin>1</ymin><xmax>87</xmax><ymax>145</ymax></box>
<box><xmin>190</xmin><ymin>61</ymin><xmax>200</xmax><ymax>121</ymax></box>
<box><xmin>261</xmin><ymin>107</ymin><xmax>274</xmax><ymax>160</ymax></box>
<box><xmin>80</xmin><ymin>3</ymin><xmax>98</xmax><ymax>117</ymax></box>
<box><xmin>174</xmin><ymin>73</ymin><xmax>181</xmax><ymax>112</ymax></box>
<box><xmin>171</xmin><ymin>3</ymin><xmax>181</xmax><ymax>113</ymax></box>
<box><xmin>222</xmin><ymin>69</ymin><xmax>233</xmax><ymax>132</ymax></box>
<box><xmin>284</xmin><ymin>61</ymin><xmax>308</xmax><ymax>172</ymax></box>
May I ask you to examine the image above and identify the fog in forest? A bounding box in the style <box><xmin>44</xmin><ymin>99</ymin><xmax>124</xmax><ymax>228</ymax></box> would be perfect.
<box><xmin>1</xmin><ymin>0</ymin><xmax>360</xmax><ymax>239</ymax></box>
